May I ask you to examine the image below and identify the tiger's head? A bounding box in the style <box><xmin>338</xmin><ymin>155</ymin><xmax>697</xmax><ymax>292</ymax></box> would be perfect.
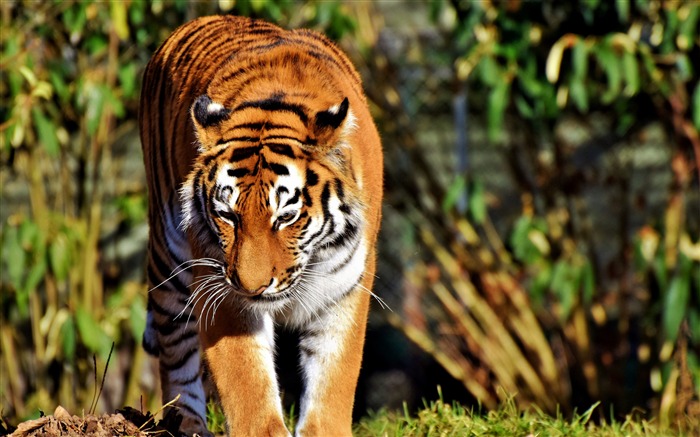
<box><xmin>179</xmin><ymin>89</ymin><xmax>366</xmax><ymax>320</ymax></box>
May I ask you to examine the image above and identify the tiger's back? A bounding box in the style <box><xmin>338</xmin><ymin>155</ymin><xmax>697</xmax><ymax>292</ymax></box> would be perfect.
<box><xmin>140</xmin><ymin>15</ymin><xmax>382</xmax><ymax>436</ymax></box>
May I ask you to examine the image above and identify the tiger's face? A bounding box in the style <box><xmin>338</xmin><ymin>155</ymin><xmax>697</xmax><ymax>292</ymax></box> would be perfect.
<box><xmin>180</xmin><ymin>92</ymin><xmax>365</xmax><ymax>318</ymax></box>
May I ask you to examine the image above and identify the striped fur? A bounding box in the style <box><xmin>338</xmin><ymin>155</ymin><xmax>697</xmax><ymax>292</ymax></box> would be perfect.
<box><xmin>139</xmin><ymin>15</ymin><xmax>383</xmax><ymax>436</ymax></box>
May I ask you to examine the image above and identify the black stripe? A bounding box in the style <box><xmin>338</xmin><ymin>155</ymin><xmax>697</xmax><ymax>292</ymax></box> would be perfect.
<box><xmin>174</xmin><ymin>402</ymin><xmax>204</xmax><ymax>419</ymax></box>
<box><xmin>328</xmin><ymin>233</ymin><xmax>363</xmax><ymax>275</ymax></box>
<box><xmin>306</xmin><ymin>169</ymin><xmax>319</xmax><ymax>186</ymax></box>
<box><xmin>246</xmin><ymin>38</ymin><xmax>285</xmax><ymax>53</ymax></box>
<box><xmin>160</xmin><ymin>347</ymin><xmax>198</xmax><ymax>371</ymax></box>
<box><xmin>143</xmin><ymin>338</ymin><xmax>159</xmax><ymax>356</ymax></box>
<box><xmin>219</xmin><ymin>57</ymin><xmax>273</xmax><ymax>84</ymax></box>
<box><xmin>202</xmin><ymin>147</ymin><xmax>228</xmax><ymax>166</ymax></box>
<box><xmin>228</xmin><ymin>168</ymin><xmax>249</xmax><ymax>178</ymax></box>
<box><xmin>232</xmin><ymin>99</ymin><xmax>309</xmax><ymax>124</ymax></box>
<box><xmin>230</xmin><ymin>122</ymin><xmax>265</xmax><ymax>131</ymax></box>
<box><xmin>161</xmin><ymin>328</ymin><xmax>198</xmax><ymax>348</ymax></box>
<box><xmin>229</xmin><ymin>146</ymin><xmax>261</xmax><ymax>162</ymax></box>
<box><xmin>170</xmin><ymin>372</ymin><xmax>201</xmax><ymax>386</ymax></box>
<box><xmin>154</xmin><ymin>64</ymin><xmax>169</xmax><ymax>213</ymax></box>
<box><xmin>285</xmin><ymin>188</ymin><xmax>300</xmax><ymax>206</ymax></box>
<box><xmin>269</xmin><ymin>163</ymin><xmax>289</xmax><ymax>175</ymax></box>
<box><xmin>155</xmin><ymin>318</ymin><xmax>186</xmax><ymax>336</ymax></box>
<box><xmin>321</xmin><ymin>181</ymin><xmax>332</xmax><ymax>219</ymax></box>
<box><xmin>300</xmin><ymin>216</ymin><xmax>329</xmax><ymax>252</ymax></box>
<box><xmin>217</xmin><ymin>136</ymin><xmax>259</xmax><ymax>144</ymax></box>
<box><xmin>334</xmin><ymin>178</ymin><xmax>345</xmax><ymax>201</ymax></box>
<box><xmin>148</xmin><ymin>256</ymin><xmax>189</xmax><ymax>295</ymax></box>
<box><xmin>327</xmin><ymin>222</ymin><xmax>359</xmax><ymax>249</ymax></box>
<box><xmin>207</xmin><ymin>164</ymin><xmax>218</xmax><ymax>182</ymax></box>
<box><xmin>266</xmin><ymin>143</ymin><xmax>296</xmax><ymax>158</ymax></box>
<box><xmin>302</xmin><ymin>188</ymin><xmax>312</xmax><ymax>206</ymax></box>
<box><xmin>147</xmin><ymin>293</ymin><xmax>179</xmax><ymax>319</ymax></box>
<box><xmin>221</xmin><ymin>72</ymin><xmax>275</xmax><ymax>106</ymax></box>
<box><xmin>172</xmin><ymin>21</ymin><xmax>226</xmax><ymax>71</ymax></box>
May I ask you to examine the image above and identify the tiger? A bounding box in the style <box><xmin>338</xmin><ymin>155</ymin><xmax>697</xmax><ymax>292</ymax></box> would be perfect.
<box><xmin>138</xmin><ymin>15</ymin><xmax>383</xmax><ymax>437</ymax></box>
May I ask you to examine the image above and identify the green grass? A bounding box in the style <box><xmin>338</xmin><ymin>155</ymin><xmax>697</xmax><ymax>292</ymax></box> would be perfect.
<box><xmin>354</xmin><ymin>398</ymin><xmax>687</xmax><ymax>437</ymax></box>
<box><xmin>205</xmin><ymin>393</ymin><xmax>693</xmax><ymax>437</ymax></box>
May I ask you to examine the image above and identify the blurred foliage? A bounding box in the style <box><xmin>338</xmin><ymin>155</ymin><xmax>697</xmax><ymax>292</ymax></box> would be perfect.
<box><xmin>349</xmin><ymin>0</ymin><xmax>700</xmax><ymax>428</ymax></box>
<box><xmin>0</xmin><ymin>0</ymin><xmax>354</xmax><ymax>422</ymax></box>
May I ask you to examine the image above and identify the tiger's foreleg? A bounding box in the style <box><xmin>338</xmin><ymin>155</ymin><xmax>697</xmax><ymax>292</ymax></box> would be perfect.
<box><xmin>198</xmin><ymin>306</ymin><xmax>290</xmax><ymax>437</ymax></box>
<box><xmin>295</xmin><ymin>282</ymin><xmax>372</xmax><ymax>437</ymax></box>
<box><xmin>144</xmin><ymin>208</ymin><xmax>211</xmax><ymax>436</ymax></box>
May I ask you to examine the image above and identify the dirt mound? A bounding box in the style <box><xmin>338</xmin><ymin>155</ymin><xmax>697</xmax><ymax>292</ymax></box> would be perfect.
<box><xmin>5</xmin><ymin>406</ymin><xmax>170</xmax><ymax>437</ymax></box>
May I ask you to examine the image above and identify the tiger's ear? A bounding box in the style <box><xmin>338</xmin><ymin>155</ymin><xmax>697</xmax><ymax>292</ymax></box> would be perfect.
<box><xmin>191</xmin><ymin>94</ymin><xmax>230</xmax><ymax>147</ymax></box>
<box><xmin>310</xmin><ymin>97</ymin><xmax>353</xmax><ymax>149</ymax></box>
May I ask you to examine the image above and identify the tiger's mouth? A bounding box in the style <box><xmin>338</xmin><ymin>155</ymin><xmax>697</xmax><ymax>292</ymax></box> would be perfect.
<box><xmin>249</xmin><ymin>290</ymin><xmax>293</xmax><ymax>302</ymax></box>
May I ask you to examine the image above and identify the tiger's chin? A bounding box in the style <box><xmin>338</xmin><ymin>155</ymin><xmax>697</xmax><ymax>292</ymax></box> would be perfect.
<box><xmin>228</xmin><ymin>281</ymin><xmax>338</xmax><ymax>327</ymax></box>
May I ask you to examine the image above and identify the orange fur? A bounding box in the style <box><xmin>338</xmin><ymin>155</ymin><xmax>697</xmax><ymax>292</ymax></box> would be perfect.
<box><xmin>140</xmin><ymin>15</ymin><xmax>382</xmax><ymax>436</ymax></box>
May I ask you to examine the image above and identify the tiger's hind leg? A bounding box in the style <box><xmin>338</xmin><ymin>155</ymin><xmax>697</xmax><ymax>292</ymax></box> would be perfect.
<box><xmin>144</xmin><ymin>202</ymin><xmax>211</xmax><ymax>437</ymax></box>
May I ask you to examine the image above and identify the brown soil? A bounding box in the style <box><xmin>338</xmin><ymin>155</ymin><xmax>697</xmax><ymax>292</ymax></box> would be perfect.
<box><xmin>4</xmin><ymin>406</ymin><xmax>171</xmax><ymax>437</ymax></box>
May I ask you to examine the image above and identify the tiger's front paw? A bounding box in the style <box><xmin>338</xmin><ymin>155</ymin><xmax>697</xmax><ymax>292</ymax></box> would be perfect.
<box><xmin>162</xmin><ymin>408</ymin><xmax>213</xmax><ymax>437</ymax></box>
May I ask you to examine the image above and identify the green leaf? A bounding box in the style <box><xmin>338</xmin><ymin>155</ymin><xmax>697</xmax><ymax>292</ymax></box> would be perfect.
<box><xmin>570</xmin><ymin>77</ymin><xmax>589</xmax><ymax>112</ymax></box>
<box><xmin>572</xmin><ymin>40</ymin><xmax>589</xmax><ymax>80</ymax></box>
<box><xmin>32</xmin><ymin>107</ymin><xmax>60</xmax><ymax>157</ymax></box>
<box><xmin>616</xmin><ymin>0</ymin><xmax>630</xmax><ymax>23</ymax></box>
<box><xmin>62</xmin><ymin>3</ymin><xmax>87</xmax><ymax>40</ymax></box>
<box><xmin>4</xmin><ymin>225</ymin><xmax>25</xmax><ymax>292</ymax></box>
<box><xmin>551</xmin><ymin>260</ymin><xmax>580</xmax><ymax>320</ymax></box>
<box><xmin>85</xmin><ymin>83</ymin><xmax>105</xmax><ymax>136</ymax></box>
<box><xmin>511</xmin><ymin>216</ymin><xmax>548</xmax><ymax>264</ymax></box>
<box><xmin>595</xmin><ymin>43</ymin><xmax>621</xmax><ymax>104</ymax></box>
<box><xmin>85</xmin><ymin>35</ymin><xmax>109</xmax><ymax>57</ymax></box>
<box><xmin>251</xmin><ymin>0</ymin><xmax>267</xmax><ymax>13</ymax></box>
<box><xmin>487</xmin><ymin>81</ymin><xmax>510</xmax><ymax>143</ymax></box>
<box><xmin>479</xmin><ymin>56</ymin><xmax>502</xmax><ymax>88</ymax></box>
<box><xmin>61</xmin><ymin>315</ymin><xmax>77</xmax><ymax>360</ymax></box>
<box><xmin>468</xmin><ymin>179</ymin><xmax>486</xmax><ymax>224</ymax></box>
<box><xmin>76</xmin><ymin>307</ymin><xmax>113</xmax><ymax>359</ymax></box>
<box><xmin>19</xmin><ymin>219</ymin><xmax>40</xmax><ymax>250</ymax></box>
<box><xmin>118</xmin><ymin>62</ymin><xmax>138</xmax><ymax>99</ymax></box>
<box><xmin>511</xmin><ymin>216</ymin><xmax>532</xmax><ymax>262</ymax></box>
<box><xmin>622</xmin><ymin>50</ymin><xmax>640</xmax><ymax>96</ymax></box>
<box><xmin>110</xmin><ymin>1</ymin><xmax>130</xmax><ymax>40</ymax></box>
<box><xmin>48</xmin><ymin>70</ymin><xmax>70</xmax><ymax>104</ymax></box>
<box><xmin>531</xmin><ymin>263</ymin><xmax>552</xmax><ymax>306</ymax></box>
<box><xmin>129</xmin><ymin>1</ymin><xmax>145</xmax><ymax>25</ymax></box>
<box><xmin>514</xmin><ymin>95</ymin><xmax>535</xmax><ymax>119</ymax></box>
<box><xmin>129</xmin><ymin>298</ymin><xmax>147</xmax><ymax>343</ymax></box>
<box><xmin>442</xmin><ymin>175</ymin><xmax>466</xmax><ymax>213</ymax></box>
<box><xmin>663</xmin><ymin>261</ymin><xmax>690</xmax><ymax>343</ymax></box>
<box><xmin>653</xmin><ymin>251</ymin><xmax>668</xmax><ymax>292</ymax></box>
<box><xmin>24</xmin><ymin>258</ymin><xmax>46</xmax><ymax>295</ymax></box>
<box><xmin>49</xmin><ymin>234</ymin><xmax>71</xmax><ymax>282</ymax></box>
<box><xmin>429</xmin><ymin>0</ymin><xmax>444</xmax><ymax>23</ymax></box>
<box><xmin>103</xmin><ymin>86</ymin><xmax>125</xmax><ymax>119</ymax></box>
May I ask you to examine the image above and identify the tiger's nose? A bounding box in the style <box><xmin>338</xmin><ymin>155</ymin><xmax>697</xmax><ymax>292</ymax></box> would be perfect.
<box><xmin>232</xmin><ymin>272</ymin><xmax>272</xmax><ymax>296</ymax></box>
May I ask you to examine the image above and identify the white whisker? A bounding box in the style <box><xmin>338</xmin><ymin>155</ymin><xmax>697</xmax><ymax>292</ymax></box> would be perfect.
<box><xmin>149</xmin><ymin>257</ymin><xmax>223</xmax><ymax>292</ymax></box>
<box><xmin>300</xmin><ymin>269</ymin><xmax>391</xmax><ymax>311</ymax></box>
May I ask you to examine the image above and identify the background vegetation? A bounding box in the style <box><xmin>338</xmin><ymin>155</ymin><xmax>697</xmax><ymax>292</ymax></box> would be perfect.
<box><xmin>1</xmin><ymin>0</ymin><xmax>698</xmax><ymax>433</ymax></box>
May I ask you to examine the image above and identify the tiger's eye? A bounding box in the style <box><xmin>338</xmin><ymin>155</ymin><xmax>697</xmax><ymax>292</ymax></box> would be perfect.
<box><xmin>277</xmin><ymin>211</ymin><xmax>296</xmax><ymax>224</ymax></box>
<box><xmin>218</xmin><ymin>210</ymin><xmax>240</xmax><ymax>226</ymax></box>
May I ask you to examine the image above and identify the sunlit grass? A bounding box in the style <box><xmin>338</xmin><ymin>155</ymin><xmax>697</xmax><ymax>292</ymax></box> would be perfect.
<box><xmin>354</xmin><ymin>396</ymin><xmax>686</xmax><ymax>437</ymax></box>
<box><xmin>203</xmin><ymin>391</ymin><xmax>692</xmax><ymax>437</ymax></box>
